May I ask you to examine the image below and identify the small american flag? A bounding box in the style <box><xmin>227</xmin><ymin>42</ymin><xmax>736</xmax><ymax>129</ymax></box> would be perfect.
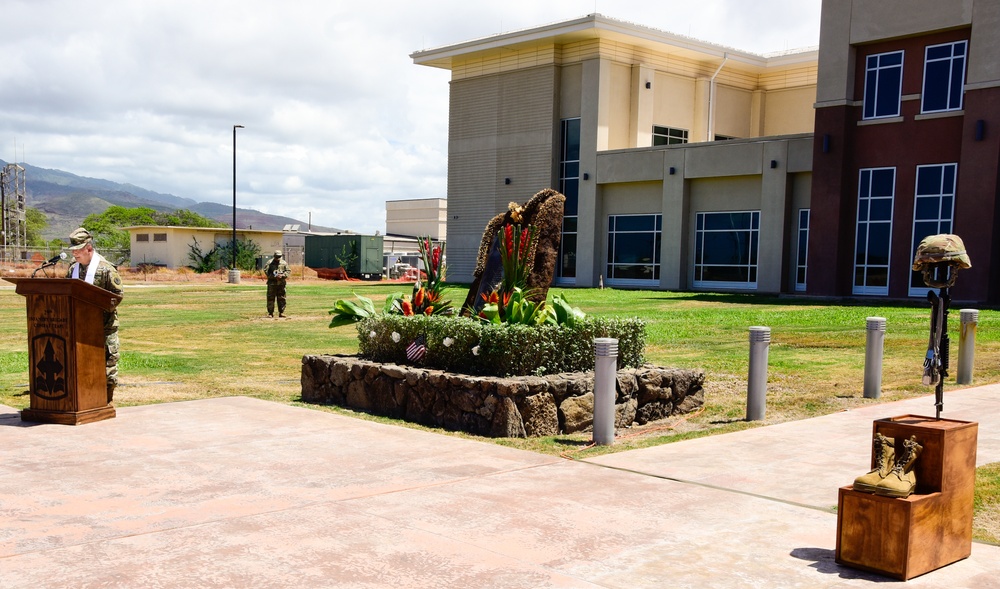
<box><xmin>406</xmin><ymin>335</ymin><xmax>427</xmax><ymax>362</ymax></box>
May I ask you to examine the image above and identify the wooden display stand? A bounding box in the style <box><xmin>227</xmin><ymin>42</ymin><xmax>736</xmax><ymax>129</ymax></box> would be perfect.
<box><xmin>5</xmin><ymin>277</ymin><xmax>122</xmax><ymax>425</ymax></box>
<box><xmin>836</xmin><ymin>415</ymin><xmax>978</xmax><ymax>580</ymax></box>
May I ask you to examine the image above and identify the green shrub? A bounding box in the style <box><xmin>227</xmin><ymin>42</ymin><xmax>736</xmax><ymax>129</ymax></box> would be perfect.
<box><xmin>357</xmin><ymin>315</ymin><xmax>645</xmax><ymax>376</ymax></box>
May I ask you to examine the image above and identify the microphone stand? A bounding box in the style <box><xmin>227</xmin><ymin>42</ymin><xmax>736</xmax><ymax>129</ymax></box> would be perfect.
<box><xmin>31</xmin><ymin>260</ymin><xmax>59</xmax><ymax>278</ymax></box>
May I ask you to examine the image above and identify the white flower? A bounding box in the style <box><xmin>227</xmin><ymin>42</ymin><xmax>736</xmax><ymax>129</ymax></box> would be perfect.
<box><xmin>369</xmin><ymin>331</ymin><xmax>377</xmax><ymax>339</ymax></box>
<box><xmin>391</xmin><ymin>332</ymin><xmax>401</xmax><ymax>343</ymax></box>
<box><xmin>472</xmin><ymin>345</ymin><xmax>480</xmax><ymax>356</ymax></box>
<box><xmin>443</xmin><ymin>337</ymin><xmax>454</xmax><ymax>347</ymax></box>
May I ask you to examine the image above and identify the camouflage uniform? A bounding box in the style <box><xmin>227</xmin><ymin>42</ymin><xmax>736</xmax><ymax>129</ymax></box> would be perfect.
<box><xmin>66</xmin><ymin>228</ymin><xmax>124</xmax><ymax>400</ymax></box>
<box><xmin>265</xmin><ymin>250</ymin><xmax>290</xmax><ymax>317</ymax></box>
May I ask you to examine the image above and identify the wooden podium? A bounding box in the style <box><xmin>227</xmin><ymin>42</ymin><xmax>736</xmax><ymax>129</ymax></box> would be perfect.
<box><xmin>836</xmin><ymin>415</ymin><xmax>978</xmax><ymax>580</ymax></box>
<box><xmin>5</xmin><ymin>277</ymin><xmax>122</xmax><ymax>425</ymax></box>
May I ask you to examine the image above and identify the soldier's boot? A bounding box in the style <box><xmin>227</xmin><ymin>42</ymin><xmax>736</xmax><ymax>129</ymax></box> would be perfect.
<box><xmin>853</xmin><ymin>432</ymin><xmax>895</xmax><ymax>493</ymax></box>
<box><xmin>875</xmin><ymin>435</ymin><xmax>923</xmax><ymax>498</ymax></box>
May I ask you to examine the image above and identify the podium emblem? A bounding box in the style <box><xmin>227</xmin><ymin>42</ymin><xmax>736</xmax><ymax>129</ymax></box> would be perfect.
<box><xmin>32</xmin><ymin>334</ymin><xmax>68</xmax><ymax>400</ymax></box>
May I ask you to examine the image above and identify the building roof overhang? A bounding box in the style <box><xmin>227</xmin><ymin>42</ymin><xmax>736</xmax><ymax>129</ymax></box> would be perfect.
<box><xmin>411</xmin><ymin>13</ymin><xmax>817</xmax><ymax>73</ymax></box>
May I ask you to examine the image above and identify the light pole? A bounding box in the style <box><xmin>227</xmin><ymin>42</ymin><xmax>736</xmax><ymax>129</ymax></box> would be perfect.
<box><xmin>230</xmin><ymin>124</ymin><xmax>244</xmax><ymax>283</ymax></box>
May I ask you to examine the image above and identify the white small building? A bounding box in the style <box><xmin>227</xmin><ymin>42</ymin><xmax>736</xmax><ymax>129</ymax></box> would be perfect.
<box><xmin>126</xmin><ymin>226</ymin><xmax>284</xmax><ymax>269</ymax></box>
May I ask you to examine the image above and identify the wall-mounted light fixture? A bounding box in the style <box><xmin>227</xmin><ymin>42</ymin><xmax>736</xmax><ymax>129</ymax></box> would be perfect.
<box><xmin>583</xmin><ymin>172</ymin><xmax>589</xmax><ymax>180</ymax></box>
<box><xmin>504</xmin><ymin>178</ymin><xmax>511</xmax><ymax>185</ymax></box>
<box><xmin>645</xmin><ymin>81</ymin><xmax>651</xmax><ymax>89</ymax></box>
<box><xmin>669</xmin><ymin>167</ymin><xmax>676</xmax><ymax>175</ymax></box>
<box><xmin>822</xmin><ymin>134</ymin><xmax>831</xmax><ymax>153</ymax></box>
<box><xmin>770</xmin><ymin>160</ymin><xmax>778</xmax><ymax>169</ymax></box>
<box><xmin>975</xmin><ymin>119</ymin><xmax>986</xmax><ymax>141</ymax></box>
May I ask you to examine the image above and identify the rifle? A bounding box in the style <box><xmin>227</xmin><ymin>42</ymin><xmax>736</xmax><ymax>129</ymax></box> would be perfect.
<box><xmin>923</xmin><ymin>288</ymin><xmax>950</xmax><ymax>418</ymax></box>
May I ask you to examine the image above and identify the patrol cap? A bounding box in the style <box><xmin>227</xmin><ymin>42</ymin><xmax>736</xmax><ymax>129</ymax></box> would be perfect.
<box><xmin>274</xmin><ymin>250</ymin><xmax>283</xmax><ymax>257</ymax></box>
<box><xmin>68</xmin><ymin>227</ymin><xmax>93</xmax><ymax>250</ymax></box>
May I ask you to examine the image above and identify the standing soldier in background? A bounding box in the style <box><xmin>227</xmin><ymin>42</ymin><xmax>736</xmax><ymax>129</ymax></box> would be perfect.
<box><xmin>265</xmin><ymin>249</ymin><xmax>289</xmax><ymax>318</ymax></box>
<box><xmin>66</xmin><ymin>227</ymin><xmax>124</xmax><ymax>403</ymax></box>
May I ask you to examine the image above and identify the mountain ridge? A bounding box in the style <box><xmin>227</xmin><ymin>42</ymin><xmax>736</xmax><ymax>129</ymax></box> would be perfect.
<box><xmin>1</xmin><ymin>159</ymin><xmax>343</xmax><ymax>240</ymax></box>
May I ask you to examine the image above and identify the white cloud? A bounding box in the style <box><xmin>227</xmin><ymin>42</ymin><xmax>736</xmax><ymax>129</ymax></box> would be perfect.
<box><xmin>0</xmin><ymin>0</ymin><xmax>821</xmax><ymax>233</ymax></box>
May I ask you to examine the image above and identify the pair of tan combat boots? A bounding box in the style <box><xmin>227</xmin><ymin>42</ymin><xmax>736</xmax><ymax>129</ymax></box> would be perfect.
<box><xmin>853</xmin><ymin>433</ymin><xmax>924</xmax><ymax>498</ymax></box>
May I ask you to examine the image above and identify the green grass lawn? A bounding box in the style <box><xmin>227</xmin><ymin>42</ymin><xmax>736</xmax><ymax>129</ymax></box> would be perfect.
<box><xmin>2</xmin><ymin>278</ymin><xmax>998</xmax><ymax>542</ymax></box>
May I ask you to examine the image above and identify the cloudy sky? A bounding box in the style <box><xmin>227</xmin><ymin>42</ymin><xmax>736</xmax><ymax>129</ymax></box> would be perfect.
<box><xmin>0</xmin><ymin>0</ymin><xmax>821</xmax><ymax>233</ymax></box>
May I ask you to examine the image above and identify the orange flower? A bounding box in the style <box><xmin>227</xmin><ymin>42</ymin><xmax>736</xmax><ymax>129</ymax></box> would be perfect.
<box><xmin>414</xmin><ymin>287</ymin><xmax>425</xmax><ymax>308</ymax></box>
<box><xmin>401</xmin><ymin>300</ymin><xmax>414</xmax><ymax>316</ymax></box>
<box><xmin>424</xmin><ymin>306</ymin><xmax>434</xmax><ymax>315</ymax></box>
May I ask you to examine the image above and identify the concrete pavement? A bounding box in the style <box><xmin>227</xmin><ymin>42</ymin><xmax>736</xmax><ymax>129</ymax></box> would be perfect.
<box><xmin>2</xmin><ymin>385</ymin><xmax>999</xmax><ymax>588</ymax></box>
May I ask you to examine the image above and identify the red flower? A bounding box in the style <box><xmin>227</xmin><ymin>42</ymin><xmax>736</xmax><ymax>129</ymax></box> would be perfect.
<box><xmin>481</xmin><ymin>291</ymin><xmax>499</xmax><ymax>304</ymax></box>
<box><xmin>504</xmin><ymin>225</ymin><xmax>514</xmax><ymax>258</ymax></box>
<box><xmin>431</xmin><ymin>247</ymin><xmax>440</xmax><ymax>272</ymax></box>
<box><xmin>414</xmin><ymin>287</ymin><xmax>425</xmax><ymax>308</ymax></box>
<box><xmin>424</xmin><ymin>306</ymin><xmax>434</xmax><ymax>315</ymax></box>
<box><xmin>401</xmin><ymin>300</ymin><xmax>414</xmax><ymax>316</ymax></box>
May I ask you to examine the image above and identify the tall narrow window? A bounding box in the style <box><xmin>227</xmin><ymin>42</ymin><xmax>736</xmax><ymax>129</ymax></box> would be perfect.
<box><xmin>694</xmin><ymin>211</ymin><xmax>760</xmax><ymax>289</ymax></box>
<box><xmin>795</xmin><ymin>209</ymin><xmax>809</xmax><ymax>292</ymax></box>
<box><xmin>921</xmin><ymin>41</ymin><xmax>967</xmax><ymax>113</ymax></box>
<box><xmin>853</xmin><ymin>168</ymin><xmax>895</xmax><ymax>295</ymax></box>
<box><xmin>557</xmin><ymin>118</ymin><xmax>580</xmax><ymax>282</ymax></box>
<box><xmin>909</xmin><ymin>164</ymin><xmax>957</xmax><ymax>296</ymax></box>
<box><xmin>863</xmin><ymin>51</ymin><xmax>903</xmax><ymax>120</ymax></box>
<box><xmin>606</xmin><ymin>214</ymin><xmax>661</xmax><ymax>284</ymax></box>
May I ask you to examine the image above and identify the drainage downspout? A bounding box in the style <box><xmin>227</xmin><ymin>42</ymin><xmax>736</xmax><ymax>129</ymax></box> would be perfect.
<box><xmin>708</xmin><ymin>53</ymin><xmax>728</xmax><ymax>141</ymax></box>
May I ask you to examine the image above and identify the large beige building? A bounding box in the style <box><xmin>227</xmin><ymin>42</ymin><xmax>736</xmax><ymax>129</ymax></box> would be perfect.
<box><xmin>413</xmin><ymin>14</ymin><xmax>817</xmax><ymax>292</ymax></box>
<box><xmin>385</xmin><ymin>198</ymin><xmax>447</xmax><ymax>241</ymax></box>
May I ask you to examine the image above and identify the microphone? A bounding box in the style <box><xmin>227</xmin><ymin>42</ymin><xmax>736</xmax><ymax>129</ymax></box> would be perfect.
<box><xmin>43</xmin><ymin>252</ymin><xmax>68</xmax><ymax>265</ymax></box>
<box><xmin>32</xmin><ymin>252</ymin><xmax>68</xmax><ymax>277</ymax></box>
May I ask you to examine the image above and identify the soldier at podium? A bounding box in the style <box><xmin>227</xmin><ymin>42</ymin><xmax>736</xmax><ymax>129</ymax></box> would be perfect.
<box><xmin>66</xmin><ymin>227</ymin><xmax>124</xmax><ymax>403</ymax></box>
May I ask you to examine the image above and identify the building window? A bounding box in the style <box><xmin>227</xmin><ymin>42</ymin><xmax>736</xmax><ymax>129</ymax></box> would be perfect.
<box><xmin>136</xmin><ymin>234</ymin><xmax>150</xmax><ymax>242</ymax></box>
<box><xmin>853</xmin><ymin>168</ymin><xmax>895</xmax><ymax>296</ymax></box>
<box><xmin>909</xmin><ymin>164</ymin><xmax>957</xmax><ymax>296</ymax></box>
<box><xmin>921</xmin><ymin>41</ymin><xmax>967</xmax><ymax>113</ymax></box>
<box><xmin>606</xmin><ymin>214</ymin><xmax>661</xmax><ymax>283</ymax></box>
<box><xmin>795</xmin><ymin>209</ymin><xmax>809</xmax><ymax>292</ymax></box>
<box><xmin>153</xmin><ymin>233</ymin><xmax>167</xmax><ymax>242</ymax></box>
<box><xmin>694</xmin><ymin>211</ymin><xmax>760</xmax><ymax>288</ymax></box>
<box><xmin>557</xmin><ymin>118</ymin><xmax>580</xmax><ymax>281</ymax></box>
<box><xmin>652</xmin><ymin>125</ymin><xmax>688</xmax><ymax>146</ymax></box>
<box><xmin>863</xmin><ymin>51</ymin><xmax>903</xmax><ymax>119</ymax></box>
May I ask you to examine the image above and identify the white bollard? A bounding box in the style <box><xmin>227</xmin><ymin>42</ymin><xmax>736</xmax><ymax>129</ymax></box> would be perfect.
<box><xmin>228</xmin><ymin>269</ymin><xmax>241</xmax><ymax>284</ymax></box>
<box><xmin>746</xmin><ymin>327</ymin><xmax>770</xmax><ymax>421</ymax></box>
<box><xmin>863</xmin><ymin>317</ymin><xmax>886</xmax><ymax>399</ymax></box>
<box><xmin>593</xmin><ymin>338</ymin><xmax>618</xmax><ymax>445</ymax></box>
<box><xmin>957</xmin><ymin>309</ymin><xmax>979</xmax><ymax>385</ymax></box>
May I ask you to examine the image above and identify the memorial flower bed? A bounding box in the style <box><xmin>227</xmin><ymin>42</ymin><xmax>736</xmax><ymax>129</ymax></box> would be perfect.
<box><xmin>305</xmin><ymin>190</ymin><xmax>703</xmax><ymax>436</ymax></box>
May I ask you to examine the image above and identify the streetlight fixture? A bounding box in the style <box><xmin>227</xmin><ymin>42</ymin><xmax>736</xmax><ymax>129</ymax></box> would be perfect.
<box><xmin>229</xmin><ymin>124</ymin><xmax>244</xmax><ymax>284</ymax></box>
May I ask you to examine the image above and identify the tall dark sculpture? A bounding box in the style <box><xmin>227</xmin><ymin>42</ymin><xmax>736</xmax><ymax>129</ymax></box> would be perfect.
<box><xmin>462</xmin><ymin>188</ymin><xmax>566</xmax><ymax>315</ymax></box>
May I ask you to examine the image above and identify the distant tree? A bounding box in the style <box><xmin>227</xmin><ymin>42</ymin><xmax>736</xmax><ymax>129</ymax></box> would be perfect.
<box><xmin>186</xmin><ymin>237</ymin><xmax>222</xmax><ymax>273</ymax></box>
<box><xmin>161</xmin><ymin>209</ymin><xmax>227</xmax><ymax>228</ymax></box>
<box><xmin>24</xmin><ymin>207</ymin><xmax>48</xmax><ymax>247</ymax></box>
<box><xmin>334</xmin><ymin>240</ymin><xmax>358</xmax><ymax>271</ymax></box>
<box><xmin>226</xmin><ymin>238</ymin><xmax>261</xmax><ymax>272</ymax></box>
